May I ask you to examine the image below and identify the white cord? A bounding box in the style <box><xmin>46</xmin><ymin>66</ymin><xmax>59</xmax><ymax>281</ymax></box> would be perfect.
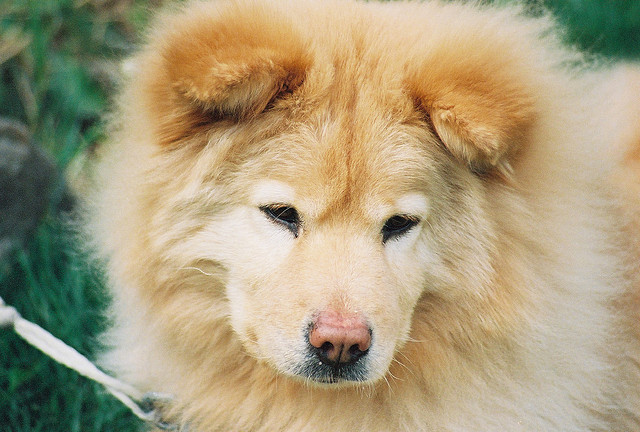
<box><xmin>0</xmin><ymin>295</ymin><xmax>179</xmax><ymax>428</ymax></box>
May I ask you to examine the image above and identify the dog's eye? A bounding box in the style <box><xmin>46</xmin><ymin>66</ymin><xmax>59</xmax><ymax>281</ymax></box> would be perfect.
<box><xmin>260</xmin><ymin>205</ymin><xmax>301</xmax><ymax>237</ymax></box>
<box><xmin>382</xmin><ymin>215</ymin><xmax>419</xmax><ymax>243</ymax></box>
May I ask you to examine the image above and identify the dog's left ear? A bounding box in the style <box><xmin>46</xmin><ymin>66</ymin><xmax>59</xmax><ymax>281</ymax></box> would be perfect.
<box><xmin>408</xmin><ymin>62</ymin><xmax>537</xmax><ymax>175</ymax></box>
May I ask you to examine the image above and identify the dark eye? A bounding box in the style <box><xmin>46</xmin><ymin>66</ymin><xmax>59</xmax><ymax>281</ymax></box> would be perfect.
<box><xmin>382</xmin><ymin>215</ymin><xmax>419</xmax><ymax>243</ymax></box>
<box><xmin>260</xmin><ymin>205</ymin><xmax>301</xmax><ymax>237</ymax></box>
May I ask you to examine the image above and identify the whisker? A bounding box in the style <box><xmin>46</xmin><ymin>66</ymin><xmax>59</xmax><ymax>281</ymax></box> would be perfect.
<box><xmin>382</xmin><ymin>374</ymin><xmax>395</xmax><ymax>395</ymax></box>
<box><xmin>403</xmin><ymin>336</ymin><xmax>426</xmax><ymax>344</ymax></box>
<box><xmin>387</xmin><ymin>368</ymin><xmax>403</xmax><ymax>383</ymax></box>
<box><xmin>396</xmin><ymin>350</ymin><xmax>417</xmax><ymax>368</ymax></box>
<box><xmin>180</xmin><ymin>266</ymin><xmax>215</xmax><ymax>276</ymax></box>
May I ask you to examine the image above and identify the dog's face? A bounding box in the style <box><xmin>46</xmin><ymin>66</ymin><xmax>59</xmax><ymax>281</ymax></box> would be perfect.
<box><xmin>213</xmin><ymin>121</ymin><xmax>442</xmax><ymax>385</ymax></box>
<box><xmin>123</xmin><ymin>0</ymin><xmax>541</xmax><ymax>387</ymax></box>
<box><xmin>157</xmin><ymin>107</ymin><xmax>455</xmax><ymax>385</ymax></box>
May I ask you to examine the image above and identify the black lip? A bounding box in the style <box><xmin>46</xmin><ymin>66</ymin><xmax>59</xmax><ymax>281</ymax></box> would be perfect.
<box><xmin>293</xmin><ymin>351</ymin><xmax>370</xmax><ymax>384</ymax></box>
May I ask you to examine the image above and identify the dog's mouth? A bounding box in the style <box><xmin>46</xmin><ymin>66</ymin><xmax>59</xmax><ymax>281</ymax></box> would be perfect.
<box><xmin>291</xmin><ymin>352</ymin><xmax>372</xmax><ymax>384</ymax></box>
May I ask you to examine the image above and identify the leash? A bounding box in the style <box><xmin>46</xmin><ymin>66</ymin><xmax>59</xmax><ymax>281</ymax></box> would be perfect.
<box><xmin>0</xmin><ymin>295</ymin><xmax>185</xmax><ymax>431</ymax></box>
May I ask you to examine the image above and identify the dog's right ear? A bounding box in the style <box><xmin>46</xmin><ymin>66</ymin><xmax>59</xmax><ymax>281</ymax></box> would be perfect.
<box><xmin>141</xmin><ymin>2</ymin><xmax>310</xmax><ymax>145</ymax></box>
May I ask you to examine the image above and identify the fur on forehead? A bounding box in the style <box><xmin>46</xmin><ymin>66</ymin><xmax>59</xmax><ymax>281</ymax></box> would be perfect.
<box><xmin>228</xmin><ymin>118</ymin><xmax>441</xmax><ymax>216</ymax></box>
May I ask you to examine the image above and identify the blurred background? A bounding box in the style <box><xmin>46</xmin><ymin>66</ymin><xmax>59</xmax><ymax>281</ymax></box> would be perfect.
<box><xmin>0</xmin><ymin>0</ymin><xmax>639</xmax><ymax>431</ymax></box>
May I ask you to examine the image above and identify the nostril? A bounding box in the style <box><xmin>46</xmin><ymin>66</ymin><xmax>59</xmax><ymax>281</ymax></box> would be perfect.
<box><xmin>348</xmin><ymin>343</ymin><xmax>366</xmax><ymax>357</ymax></box>
<box><xmin>320</xmin><ymin>341</ymin><xmax>334</xmax><ymax>352</ymax></box>
<box><xmin>317</xmin><ymin>341</ymin><xmax>340</xmax><ymax>364</ymax></box>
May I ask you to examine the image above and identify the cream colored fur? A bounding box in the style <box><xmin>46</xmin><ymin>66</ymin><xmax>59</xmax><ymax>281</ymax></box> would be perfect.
<box><xmin>87</xmin><ymin>0</ymin><xmax>640</xmax><ymax>430</ymax></box>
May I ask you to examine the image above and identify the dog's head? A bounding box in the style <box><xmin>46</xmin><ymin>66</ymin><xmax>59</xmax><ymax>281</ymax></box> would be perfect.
<box><xmin>108</xmin><ymin>0</ymin><xmax>548</xmax><ymax>387</ymax></box>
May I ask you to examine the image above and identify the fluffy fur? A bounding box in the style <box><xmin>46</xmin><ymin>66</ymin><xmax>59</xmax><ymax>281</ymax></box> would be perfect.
<box><xmin>88</xmin><ymin>0</ymin><xmax>640</xmax><ymax>430</ymax></box>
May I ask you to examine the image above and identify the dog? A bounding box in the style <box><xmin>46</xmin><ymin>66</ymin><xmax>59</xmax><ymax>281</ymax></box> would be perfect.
<box><xmin>87</xmin><ymin>0</ymin><xmax>640</xmax><ymax>430</ymax></box>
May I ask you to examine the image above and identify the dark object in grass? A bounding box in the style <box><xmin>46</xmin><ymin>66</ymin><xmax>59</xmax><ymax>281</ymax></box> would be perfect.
<box><xmin>0</xmin><ymin>118</ymin><xmax>58</xmax><ymax>260</ymax></box>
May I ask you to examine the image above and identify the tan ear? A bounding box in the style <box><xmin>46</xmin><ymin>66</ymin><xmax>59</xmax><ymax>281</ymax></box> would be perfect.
<box><xmin>170</xmin><ymin>54</ymin><xmax>307</xmax><ymax>119</ymax></box>
<box><xmin>408</xmin><ymin>60</ymin><xmax>537</xmax><ymax>174</ymax></box>
<box><xmin>161</xmin><ymin>2</ymin><xmax>309</xmax><ymax>119</ymax></box>
<box><xmin>138</xmin><ymin>1</ymin><xmax>310</xmax><ymax>148</ymax></box>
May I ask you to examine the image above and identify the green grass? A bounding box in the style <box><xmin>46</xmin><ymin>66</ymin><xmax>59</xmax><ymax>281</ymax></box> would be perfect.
<box><xmin>0</xmin><ymin>1</ymin><xmax>152</xmax><ymax>430</ymax></box>
<box><xmin>545</xmin><ymin>0</ymin><xmax>640</xmax><ymax>59</ymax></box>
<box><xmin>0</xmin><ymin>221</ymin><xmax>141</xmax><ymax>431</ymax></box>
<box><xmin>0</xmin><ymin>0</ymin><xmax>638</xmax><ymax>431</ymax></box>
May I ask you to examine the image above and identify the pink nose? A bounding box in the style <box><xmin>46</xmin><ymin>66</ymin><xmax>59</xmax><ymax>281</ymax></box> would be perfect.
<box><xmin>308</xmin><ymin>310</ymin><xmax>371</xmax><ymax>366</ymax></box>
